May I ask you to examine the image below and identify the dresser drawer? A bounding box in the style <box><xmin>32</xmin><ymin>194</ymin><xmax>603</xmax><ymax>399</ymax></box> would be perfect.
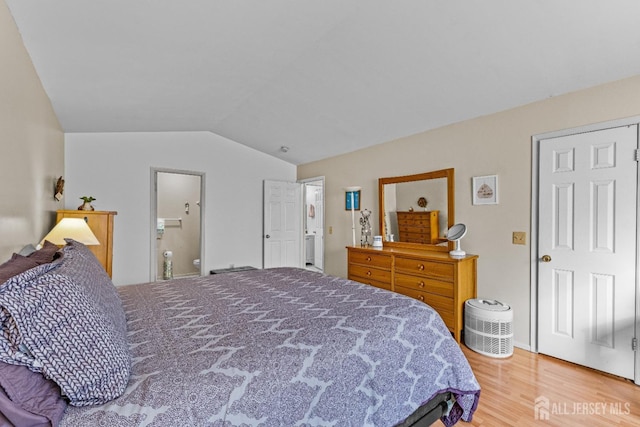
<box><xmin>397</xmin><ymin>211</ymin><xmax>436</xmax><ymax>221</ymax></box>
<box><xmin>395</xmin><ymin>286</ymin><xmax>454</xmax><ymax>328</ymax></box>
<box><xmin>394</xmin><ymin>257</ymin><xmax>454</xmax><ymax>281</ymax></box>
<box><xmin>401</xmin><ymin>234</ymin><xmax>432</xmax><ymax>244</ymax></box>
<box><xmin>349</xmin><ymin>251</ymin><xmax>392</xmax><ymax>269</ymax></box>
<box><xmin>398</xmin><ymin>225</ymin><xmax>433</xmax><ymax>234</ymax></box>
<box><xmin>349</xmin><ymin>264</ymin><xmax>392</xmax><ymax>283</ymax></box>
<box><xmin>398</xmin><ymin>221</ymin><xmax>433</xmax><ymax>229</ymax></box>
<box><xmin>394</xmin><ymin>272</ymin><xmax>454</xmax><ymax>297</ymax></box>
<box><xmin>348</xmin><ymin>274</ymin><xmax>392</xmax><ymax>291</ymax></box>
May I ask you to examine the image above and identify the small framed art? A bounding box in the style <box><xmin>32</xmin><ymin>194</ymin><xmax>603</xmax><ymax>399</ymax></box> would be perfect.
<box><xmin>472</xmin><ymin>175</ymin><xmax>498</xmax><ymax>205</ymax></box>
<box><xmin>345</xmin><ymin>190</ymin><xmax>361</xmax><ymax>210</ymax></box>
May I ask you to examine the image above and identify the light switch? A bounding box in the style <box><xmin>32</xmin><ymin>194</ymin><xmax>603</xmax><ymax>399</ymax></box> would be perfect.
<box><xmin>512</xmin><ymin>231</ymin><xmax>526</xmax><ymax>245</ymax></box>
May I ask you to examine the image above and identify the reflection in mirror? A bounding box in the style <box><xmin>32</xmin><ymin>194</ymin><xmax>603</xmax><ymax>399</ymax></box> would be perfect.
<box><xmin>384</xmin><ymin>178</ymin><xmax>448</xmax><ymax>240</ymax></box>
<box><xmin>379</xmin><ymin>168</ymin><xmax>454</xmax><ymax>251</ymax></box>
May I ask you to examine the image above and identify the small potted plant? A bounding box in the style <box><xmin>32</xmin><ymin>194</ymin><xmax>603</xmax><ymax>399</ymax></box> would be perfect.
<box><xmin>78</xmin><ymin>196</ymin><xmax>96</xmax><ymax>211</ymax></box>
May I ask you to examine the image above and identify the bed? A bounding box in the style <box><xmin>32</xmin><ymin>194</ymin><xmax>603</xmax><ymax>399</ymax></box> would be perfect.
<box><xmin>0</xmin><ymin>240</ymin><xmax>480</xmax><ymax>426</ymax></box>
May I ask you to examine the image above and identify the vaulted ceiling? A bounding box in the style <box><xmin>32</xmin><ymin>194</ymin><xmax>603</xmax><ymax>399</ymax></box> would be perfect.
<box><xmin>7</xmin><ymin>1</ymin><xmax>640</xmax><ymax>165</ymax></box>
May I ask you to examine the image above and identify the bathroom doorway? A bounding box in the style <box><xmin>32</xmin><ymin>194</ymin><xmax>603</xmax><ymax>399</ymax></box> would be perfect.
<box><xmin>151</xmin><ymin>168</ymin><xmax>205</xmax><ymax>281</ymax></box>
<box><xmin>301</xmin><ymin>177</ymin><xmax>324</xmax><ymax>272</ymax></box>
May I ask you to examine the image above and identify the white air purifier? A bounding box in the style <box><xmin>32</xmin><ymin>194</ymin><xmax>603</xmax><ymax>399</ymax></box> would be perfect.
<box><xmin>464</xmin><ymin>299</ymin><xmax>513</xmax><ymax>358</ymax></box>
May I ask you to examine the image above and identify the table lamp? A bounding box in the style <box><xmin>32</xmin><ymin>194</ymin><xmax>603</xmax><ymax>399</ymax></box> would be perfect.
<box><xmin>40</xmin><ymin>218</ymin><xmax>100</xmax><ymax>247</ymax></box>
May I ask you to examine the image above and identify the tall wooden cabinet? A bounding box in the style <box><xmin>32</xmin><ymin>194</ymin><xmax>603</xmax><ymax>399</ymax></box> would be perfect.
<box><xmin>347</xmin><ymin>246</ymin><xmax>477</xmax><ymax>343</ymax></box>
<box><xmin>56</xmin><ymin>210</ymin><xmax>117</xmax><ymax>277</ymax></box>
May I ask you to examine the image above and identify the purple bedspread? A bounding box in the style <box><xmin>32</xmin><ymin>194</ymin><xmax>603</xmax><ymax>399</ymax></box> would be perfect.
<box><xmin>61</xmin><ymin>268</ymin><xmax>480</xmax><ymax>426</ymax></box>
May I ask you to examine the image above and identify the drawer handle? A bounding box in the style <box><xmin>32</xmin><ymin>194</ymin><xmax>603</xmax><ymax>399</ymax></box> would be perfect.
<box><xmin>366</xmin><ymin>256</ymin><xmax>372</xmax><ymax>262</ymax></box>
<box><xmin>418</xmin><ymin>295</ymin><xmax>425</xmax><ymax>302</ymax></box>
<box><xmin>418</xmin><ymin>281</ymin><xmax>425</xmax><ymax>288</ymax></box>
<box><xmin>418</xmin><ymin>264</ymin><xmax>425</xmax><ymax>271</ymax></box>
<box><xmin>366</xmin><ymin>270</ymin><xmax>372</xmax><ymax>276</ymax></box>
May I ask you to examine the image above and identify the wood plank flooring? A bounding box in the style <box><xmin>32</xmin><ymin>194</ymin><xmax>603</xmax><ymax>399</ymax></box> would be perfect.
<box><xmin>455</xmin><ymin>346</ymin><xmax>640</xmax><ymax>426</ymax></box>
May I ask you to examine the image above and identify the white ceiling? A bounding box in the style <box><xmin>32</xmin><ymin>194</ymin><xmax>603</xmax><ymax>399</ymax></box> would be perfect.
<box><xmin>7</xmin><ymin>1</ymin><xmax>640</xmax><ymax>165</ymax></box>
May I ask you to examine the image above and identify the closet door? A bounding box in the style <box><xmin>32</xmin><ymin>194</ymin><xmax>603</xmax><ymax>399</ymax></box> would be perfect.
<box><xmin>537</xmin><ymin>125</ymin><xmax>637</xmax><ymax>379</ymax></box>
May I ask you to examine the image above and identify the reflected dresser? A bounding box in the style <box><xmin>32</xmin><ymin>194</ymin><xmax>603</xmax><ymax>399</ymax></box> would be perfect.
<box><xmin>396</xmin><ymin>210</ymin><xmax>439</xmax><ymax>244</ymax></box>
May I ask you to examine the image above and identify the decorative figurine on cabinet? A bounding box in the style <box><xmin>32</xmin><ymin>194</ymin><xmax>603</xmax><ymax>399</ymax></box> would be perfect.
<box><xmin>78</xmin><ymin>196</ymin><xmax>96</xmax><ymax>211</ymax></box>
<box><xmin>359</xmin><ymin>209</ymin><xmax>372</xmax><ymax>247</ymax></box>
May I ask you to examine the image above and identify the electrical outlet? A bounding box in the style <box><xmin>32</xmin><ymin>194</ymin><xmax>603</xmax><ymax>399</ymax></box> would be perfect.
<box><xmin>512</xmin><ymin>231</ymin><xmax>526</xmax><ymax>245</ymax></box>
<box><xmin>329</xmin><ymin>226</ymin><xmax>333</xmax><ymax>234</ymax></box>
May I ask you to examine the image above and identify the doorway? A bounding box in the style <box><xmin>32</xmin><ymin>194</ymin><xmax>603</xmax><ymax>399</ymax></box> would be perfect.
<box><xmin>262</xmin><ymin>177</ymin><xmax>325</xmax><ymax>271</ymax></box>
<box><xmin>301</xmin><ymin>177</ymin><xmax>325</xmax><ymax>272</ymax></box>
<box><xmin>151</xmin><ymin>168</ymin><xmax>205</xmax><ymax>281</ymax></box>
<box><xmin>531</xmin><ymin>120</ymin><xmax>639</xmax><ymax>382</ymax></box>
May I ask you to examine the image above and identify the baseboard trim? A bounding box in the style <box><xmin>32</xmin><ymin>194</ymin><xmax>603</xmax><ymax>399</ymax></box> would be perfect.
<box><xmin>514</xmin><ymin>341</ymin><xmax>532</xmax><ymax>352</ymax></box>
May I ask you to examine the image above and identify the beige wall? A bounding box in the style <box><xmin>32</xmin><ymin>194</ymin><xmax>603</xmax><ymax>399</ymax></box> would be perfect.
<box><xmin>298</xmin><ymin>74</ymin><xmax>640</xmax><ymax>349</ymax></box>
<box><xmin>0</xmin><ymin>0</ymin><xmax>64</xmax><ymax>261</ymax></box>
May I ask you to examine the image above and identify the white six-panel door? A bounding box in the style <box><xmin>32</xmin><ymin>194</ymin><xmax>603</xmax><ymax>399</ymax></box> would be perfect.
<box><xmin>538</xmin><ymin>125</ymin><xmax>638</xmax><ymax>379</ymax></box>
<box><xmin>263</xmin><ymin>180</ymin><xmax>302</xmax><ymax>269</ymax></box>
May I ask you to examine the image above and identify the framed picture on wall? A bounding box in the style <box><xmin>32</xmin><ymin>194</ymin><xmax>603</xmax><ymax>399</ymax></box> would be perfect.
<box><xmin>472</xmin><ymin>175</ymin><xmax>498</xmax><ymax>205</ymax></box>
<box><xmin>345</xmin><ymin>190</ymin><xmax>361</xmax><ymax>210</ymax></box>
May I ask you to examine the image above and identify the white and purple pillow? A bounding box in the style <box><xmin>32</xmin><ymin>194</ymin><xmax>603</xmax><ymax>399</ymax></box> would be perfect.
<box><xmin>0</xmin><ymin>240</ymin><xmax>130</xmax><ymax>407</ymax></box>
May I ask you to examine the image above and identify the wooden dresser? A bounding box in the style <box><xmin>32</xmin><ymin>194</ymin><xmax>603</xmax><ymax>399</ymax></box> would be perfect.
<box><xmin>56</xmin><ymin>210</ymin><xmax>117</xmax><ymax>277</ymax></box>
<box><xmin>397</xmin><ymin>211</ymin><xmax>439</xmax><ymax>244</ymax></box>
<box><xmin>347</xmin><ymin>246</ymin><xmax>477</xmax><ymax>343</ymax></box>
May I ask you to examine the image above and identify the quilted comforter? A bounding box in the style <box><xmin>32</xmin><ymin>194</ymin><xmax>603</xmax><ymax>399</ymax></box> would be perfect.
<box><xmin>62</xmin><ymin>267</ymin><xmax>480</xmax><ymax>426</ymax></box>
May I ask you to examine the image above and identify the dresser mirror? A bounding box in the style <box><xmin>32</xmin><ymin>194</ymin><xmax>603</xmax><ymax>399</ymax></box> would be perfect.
<box><xmin>378</xmin><ymin>168</ymin><xmax>455</xmax><ymax>251</ymax></box>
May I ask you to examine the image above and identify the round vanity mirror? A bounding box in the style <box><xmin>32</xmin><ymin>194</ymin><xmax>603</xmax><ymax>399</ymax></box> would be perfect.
<box><xmin>447</xmin><ymin>223</ymin><xmax>467</xmax><ymax>257</ymax></box>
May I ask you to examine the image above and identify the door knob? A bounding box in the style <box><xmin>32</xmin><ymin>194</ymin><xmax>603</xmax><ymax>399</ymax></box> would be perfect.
<box><xmin>541</xmin><ymin>255</ymin><xmax>552</xmax><ymax>262</ymax></box>
<box><xmin>265</xmin><ymin>234</ymin><xmax>271</xmax><ymax>239</ymax></box>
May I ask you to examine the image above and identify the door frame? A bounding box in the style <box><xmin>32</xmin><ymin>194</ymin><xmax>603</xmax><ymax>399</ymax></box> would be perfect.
<box><xmin>299</xmin><ymin>176</ymin><xmax>325</xmax><ymax>272</ymax></box>
<box><xmin>150</xmin><ymin>167</ymin><xmax>206</xmax><ymax>281</ymax></box>
<box><xmin>530</xmin><ymin>116</ymin><xmax>640</xmax><ymax>384</ymax></box>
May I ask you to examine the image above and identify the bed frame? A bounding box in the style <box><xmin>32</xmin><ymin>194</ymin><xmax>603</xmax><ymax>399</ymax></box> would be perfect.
<box><xmin>400</xmin><ymin>392</ymin><xmax>454</xmax><ymax>427</ymax></box>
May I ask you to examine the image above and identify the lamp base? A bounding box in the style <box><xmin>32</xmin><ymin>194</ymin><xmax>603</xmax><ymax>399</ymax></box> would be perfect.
<box><xmin>449</xmin><ymin>249</ymin><xmax>466</xmax><ymax>257</ymax></box>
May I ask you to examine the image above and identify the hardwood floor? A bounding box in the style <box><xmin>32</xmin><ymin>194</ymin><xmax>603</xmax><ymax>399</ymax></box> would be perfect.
<box><xmin>454</xmin><ymin>346</ymin><xmax>640</xmax><ymax>426</ymax></box>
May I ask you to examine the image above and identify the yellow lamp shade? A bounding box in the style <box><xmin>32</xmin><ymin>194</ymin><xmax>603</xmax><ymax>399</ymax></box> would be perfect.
<box><xmin>40</xmin><ymin>218</ymin><xmax>100</xmax><ymax>246</ymax></box>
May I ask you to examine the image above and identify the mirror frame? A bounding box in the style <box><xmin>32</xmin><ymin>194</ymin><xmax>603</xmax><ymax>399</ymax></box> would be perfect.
<box><xmin>378</xmin><ymin>168</ymin><xmax>455</xmax><ymax>252</ymax></box>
